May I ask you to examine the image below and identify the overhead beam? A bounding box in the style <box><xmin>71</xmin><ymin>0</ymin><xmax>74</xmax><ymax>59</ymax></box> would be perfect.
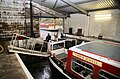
<box><xmin>27</xmin><ymin>2</ymin><xmax>67</xmax><ymax>18</ymax></box>
<box><xmin>57</xmin><ymin>0</ymin><xmax>95</xmax><ymax>9</ymax></box>
<box><xmin>33</xmin><ymin>0</ymin><xmax>70</xmax><ymax>17</ymax></box>
<box><xmin>33</xmin><ymin>5</ymin><xmax>56</xmax><ymax>17</ymax></box>
<box><xmin>33</xmin><ymin>15</ymin><xmax>65</xmax><ymax>18</ymax></box>
<box><xmin>87</xmin><ymin>7</ymin><xmax>117</xmax><ymax>12</ymax></box>
<box><xmin>53</xmin><ymin>0</ymin><xmax>58</xmax><ymax>9</ymax></box>
<box><xmin>26</xmin><ymin>2</ymin><xmax>56</xmax><ymax>17</ymax></box>
<box><xmin>33</xmin><ymin>6</ymin><xmax>67</xmax><ymax>18</ymax></box>
<box><xmin>61</xmin><ymin>0</ymin><xmax>87</xmax><ymax>15</ymax></box>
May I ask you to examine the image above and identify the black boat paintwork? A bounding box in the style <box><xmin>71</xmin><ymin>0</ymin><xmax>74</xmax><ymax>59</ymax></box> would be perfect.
<box><xmin>49</xmin><ymin>57</ymin><xmax>69</xmax><ymax>79</ymax></box>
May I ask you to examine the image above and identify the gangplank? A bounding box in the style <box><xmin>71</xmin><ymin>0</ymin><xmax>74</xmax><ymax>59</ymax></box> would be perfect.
<box><xmin>8</xmin><ymin>33</ymin><xmax>50</xmax><ymax>57</ymax></box>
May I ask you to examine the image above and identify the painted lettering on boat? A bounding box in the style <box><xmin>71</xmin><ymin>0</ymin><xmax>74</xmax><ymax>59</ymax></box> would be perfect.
<box><xmin>72</xmin><ymin>52</ymin><xmax>102</xmax><ymax>67</ymax></box>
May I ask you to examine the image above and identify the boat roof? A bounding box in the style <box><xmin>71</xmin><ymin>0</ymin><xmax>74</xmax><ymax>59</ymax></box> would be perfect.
<box><xmin>49</xmin><ymin>38</ymin><xmax>76</xmax><ymax>45</ymax></box>
<box><xmin>70</xmin><ymin>41</ymin><xmax>120</xmax><ymax>61</ymax></box>
<box><xmin>40</xmin><ymin>28</ymin><xmax>59</xmax><ymax>32</ymax></box>
<box><xmin>49</xmin><ymin>40</ymin><xmax>65</xmax><ymax>45</ymax></box>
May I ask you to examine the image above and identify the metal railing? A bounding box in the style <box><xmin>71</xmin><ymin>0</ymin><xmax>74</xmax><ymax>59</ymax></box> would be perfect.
<box><xmin>9</xmin><ymin>33</ymin><xmax>46</xmax><ymax>54</ymax></box>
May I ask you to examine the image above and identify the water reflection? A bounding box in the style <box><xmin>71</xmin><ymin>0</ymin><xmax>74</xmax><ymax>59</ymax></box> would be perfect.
<box><xmin>27</xmin><ymin>58</ymin><xmax>52</xmax><ymax>79</ymax></box>
<box><xmin>19</xmin><ymin>54</ymin><xmax>53</xmax><ymax>79</ymax></box>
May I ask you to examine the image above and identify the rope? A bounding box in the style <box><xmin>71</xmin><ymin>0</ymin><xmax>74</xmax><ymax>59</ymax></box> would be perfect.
<box><xmin>0</xmin><ymin>45</ymin><xmax>4</xmax><ymax>53</ymax></box>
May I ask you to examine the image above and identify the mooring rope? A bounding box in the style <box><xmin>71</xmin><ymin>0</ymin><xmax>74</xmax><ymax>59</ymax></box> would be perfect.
<box><xmin>0</xmin><ymin>45</ymin><xmax>4</xmax><ymax>53</ymax></box>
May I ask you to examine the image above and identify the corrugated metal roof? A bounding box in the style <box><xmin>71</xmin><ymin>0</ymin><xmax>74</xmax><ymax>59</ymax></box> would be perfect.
<box><xmin>78</xmin><ymin>0</ymin><xmax>119</xmax><ymax>11</ymax></box>
<box><xmin>32</xmin><ymin>0</ymin><xmax>120</xmax><ymax>17</ymax></box>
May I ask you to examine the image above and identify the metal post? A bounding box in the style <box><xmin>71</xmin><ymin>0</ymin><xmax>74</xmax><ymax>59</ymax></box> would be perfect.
<box><xmin>63</xmin><ymin>18</ymin><xmax>65</xmax><ymax>33</ymax></box>
<box><xmin>30</xmin><ymin>0</ymin><xmax>34</xmax><ymax>37</ymax></box>
<box><xmin>23</xmin><ymin>0</ymin><xmax>27</xmax><ymax>36</ymax></box>
<box><xmin>88</xmin><ymin>15</ymin><xmax>90</xmax><ymax>36</ymax></box>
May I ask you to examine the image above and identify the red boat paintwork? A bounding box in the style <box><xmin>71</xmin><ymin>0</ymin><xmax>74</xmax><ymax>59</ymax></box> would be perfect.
<box><xmin>66</xmin><ymin>50</ymin><xmax>120</xmax><ymax>79</ymax></box>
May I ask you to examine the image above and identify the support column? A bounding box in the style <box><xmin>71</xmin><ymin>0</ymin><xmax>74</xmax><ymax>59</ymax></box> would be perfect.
<box><xmin>30</xmin><ymin>0</ymin><xmax>34</xmax><ymax>37</ymax></box>
<box><xmin>63</xmin><ymin>18</ymin><xmax>65</xmax><ymax>33</ymax></box>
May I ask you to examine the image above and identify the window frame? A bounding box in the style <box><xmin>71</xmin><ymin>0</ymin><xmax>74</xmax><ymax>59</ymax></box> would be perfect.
<box><xmin>98</xmin><ymin>69</ymin><xmax>119</xmax><ymax>79</ymax></box>
<box><xmin>53</xmin><ymin>43</ymin><xmax>64</xmax><ymax>50</ymax></box>
<box><xmin>71</xmin><ymin>57</ymin><xmax>94</xmax><ymax>79</ymax></box>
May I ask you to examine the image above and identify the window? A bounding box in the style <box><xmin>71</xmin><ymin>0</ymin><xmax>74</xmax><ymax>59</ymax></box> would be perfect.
<box><xmin>71</xmin><ymin>57</ymin><xmax>93</xmax><ymax>79</ymax></box>
<box><xmin>98</xmin><ymin>70</ymin><xmax>119</xmax><ymax>79</ymax></box>
<box><xmin>53</xmin><ymin>43</ymin><xmax>64</xmax><ymax>50</ymax></box>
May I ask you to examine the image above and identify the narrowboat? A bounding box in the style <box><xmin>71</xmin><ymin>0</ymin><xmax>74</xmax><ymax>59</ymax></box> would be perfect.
<box><xmin>48</xmin><ymin>40</ymin><xmax>120</xmax><ymax>79</ymax></box>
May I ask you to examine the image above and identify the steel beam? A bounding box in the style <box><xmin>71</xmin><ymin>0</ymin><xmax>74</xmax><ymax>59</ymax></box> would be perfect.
<box><xmin>57</xmin><ymin>0</ymin><xmax>95</xmax><ymax>9</ymax></box>
<box><xmin>53</xmin><ymin>0</ymin><xmax>58</xmax><ymax>9</ymax></box>
<box><xmin>33</xmin><ymin>0</ymin><xmax>70</xmax><ymax>17</ymax></box>
<box><xmin>61</xmin><ymin>0</ymin><xmax>87</xmax><ymax>15</ymax></box>
<box><xmin>31</xmin><ymin>2</ymin><xmax>67</xmax><ymax>18</ymax></box>
<box><xmin>33</xmin><ymin>16</ymin><xmax>65</xmax><ymax>18</ymax></box>
<box><xmin>33</xmin><ymin>5</ymin><xmax>56</xmax><ymax>17</ymax></box>
<box><xmin>30</xmin><ymin>0</ymin><xmax>35</xmax><ymax>37</ymax></box>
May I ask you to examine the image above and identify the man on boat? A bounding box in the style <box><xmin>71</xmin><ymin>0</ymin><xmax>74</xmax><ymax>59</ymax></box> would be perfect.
<box><xmin>61</xmin><ymin>33</ymin><xmax>65</xmax><ymax>39</ymax></box>
<box><xmin>46</xmin><ymin>33</ymin><xmax>51</xmax><ymax>42</ymax></box>
<box><xmin>54</xmin><ymin>33</ymin><xmax>58</xmax><ymax>41</ymax></box>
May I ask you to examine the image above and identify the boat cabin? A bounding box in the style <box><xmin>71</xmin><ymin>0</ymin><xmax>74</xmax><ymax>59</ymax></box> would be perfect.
<box><xmin>66</xmin><ymin>41</ymin><xmax>120</xmax><ymax>79</ymax></box>
<box><xmin>48</xmin><ymin>40</ymin><xmax>67</xmax><ymax>59</ymax></box>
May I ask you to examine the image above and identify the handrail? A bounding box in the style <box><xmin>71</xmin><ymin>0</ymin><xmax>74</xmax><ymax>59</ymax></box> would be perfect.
<box><xmin>9</xmin><ymin>33</ymin><xmax>45</xmax><ymax>53</ymax></box>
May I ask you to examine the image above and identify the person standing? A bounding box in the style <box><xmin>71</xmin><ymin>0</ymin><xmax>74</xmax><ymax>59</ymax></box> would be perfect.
<box><xmin>61</xmin><ymin>33</ymin><xmax>64</xmax><ymax>39</ymax></box>
<box><xmin>46</xmin><ymin>33</ymin><xmax>51</xmax><ymax>42</ymax></box>
<box><xmin>54</xmin><ymin>33</ymin><xmax>58</xmax><ymax>41</ymax></box>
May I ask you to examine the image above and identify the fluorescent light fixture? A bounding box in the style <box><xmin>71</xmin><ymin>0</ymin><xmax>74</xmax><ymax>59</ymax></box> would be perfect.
<box><xmin>95</xmin><ymin>14</ymin><xmax>111</xmax><ymax>18</ymax></box>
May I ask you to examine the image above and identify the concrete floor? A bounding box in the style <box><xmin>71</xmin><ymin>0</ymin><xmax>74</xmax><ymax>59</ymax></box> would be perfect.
<box><xmin>0</xmin><ymin>40</ymin><xmax>54</xmax><ymax>79</ymax></box>
<box><xmin>0</xmin><ymin>41</ymin><xmax>27</xmax><ymax>79</ymax></box>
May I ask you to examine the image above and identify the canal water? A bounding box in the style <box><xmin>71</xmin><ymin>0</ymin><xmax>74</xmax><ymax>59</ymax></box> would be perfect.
<box><xmin>19</xmin><ymin>54</ymin><xmax>53</xmax><ymax>79</ymax></box>
<box><xmin>0</xmin><ymin>40</ymin><xmax>54</xmax><ymax>79</ymax></box>
<box><xmin>1</xmin><ymin>39</ymin><xmax>86</xmax><ymax>79</ymax></box>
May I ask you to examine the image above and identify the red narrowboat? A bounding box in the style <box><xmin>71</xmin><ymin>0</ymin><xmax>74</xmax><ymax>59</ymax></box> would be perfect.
<box><xmin>49</xmin><ymin>40</ymin><xmax>120</xmax><ymax>79</ymax></box>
